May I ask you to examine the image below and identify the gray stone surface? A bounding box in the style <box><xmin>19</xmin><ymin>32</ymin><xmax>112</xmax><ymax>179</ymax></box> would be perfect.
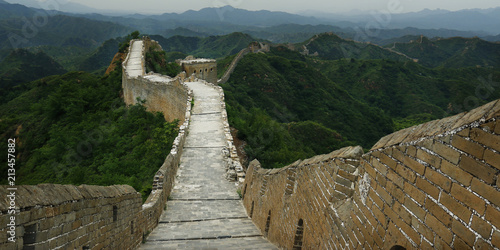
<box><xmin>126</xmin><ymin>40</ymin><xmax>144</xmax><ymax>77</ymax></box>
<box><xmin>140</xmin><ymin>82</ymin><xmax>276</xmax><ymax>249</ymax></box>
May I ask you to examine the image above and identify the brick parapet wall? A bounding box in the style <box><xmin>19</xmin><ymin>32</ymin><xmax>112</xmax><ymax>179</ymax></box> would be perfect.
<box><xmin>0</xmin><ymin>38</ymin><xmax>193</xmax><ymax>249</ymax></box>
<box><xmin>243</xmin><ymin>99</ymin><xmax>500</xmax><ymax>249</ymax></box>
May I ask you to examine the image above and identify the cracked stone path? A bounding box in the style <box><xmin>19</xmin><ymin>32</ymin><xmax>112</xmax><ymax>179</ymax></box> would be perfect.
<box><xmin>140</xmin><ymin>82</ymin><xmax>277</xmax><ymax>249</ymax></box>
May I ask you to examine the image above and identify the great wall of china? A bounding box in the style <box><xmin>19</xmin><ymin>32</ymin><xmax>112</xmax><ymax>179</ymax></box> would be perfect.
<box><xmin>1</xmin><ymin>37</ymin><xmax>499</xmax><ymax>249</ymax></box>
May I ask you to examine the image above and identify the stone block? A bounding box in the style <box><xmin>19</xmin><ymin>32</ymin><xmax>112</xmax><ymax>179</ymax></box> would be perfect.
<box><xmin>470</xmin><ymin>127</ymin><xmax>500</xmax><ymax>152</ymax></box>
<box><xmin>425</xmin><ymin>168</ymin><xmax>452</xmax><ymax>192</ymax></box>
<box><xmin>396</xmin><ymin>164</ymin><xmax>416</xmax><ymax>183</ymax></box>
<box><xmin>416</xmin><ymin>149</ymin><xmax>441</xmax><ymax>168</ymax></box>
<box><xmin>471</xmin><ymin>178</ymin><xmax>500</xmax><ymax>208</ymax></box>
<box><xmin>440</xmin><ymin>193</ymin><xmax>471</xmax><ymax>222</ymax></box>
<box><xmin>403</xmin><ymin>182</ymin><xmax>425</xmax><ymax>205</ymax></box>
<box><xmin>451</xmin><ymin>183</ymin><xmax>485</xmax><ymax>214</ymax></box>
<box><xmin>416</xmin><ymin>177</ymin><xmax>439</xmax><ymax>200</ymax></box>
<box><xmin>452</xmin><ymin>220</ymin><xmax>475</xmax><ymax>247</ymax></box>
<box><xmin>462</xmin><ymin>155</ymin><xmax>493</xmax><ymax>185</ymax></box>
<box><xmin>403</xmin><ymin>196</ymin><xmax>426</xmax><ymax>221</ymax></box>
<box><xmin>433</xmin><ymin>141</ymin><xmax>461</xmax><ymax>164</ymax></box>
<box><xmin>425</xmin><ymin>199</ymin><xmax>452</xmax><ymax>227</ymax></box>
<box><xmin>471</xmin><ymin>215</ymin><xmax>492</xmax><ymax>239</ymax></box>
<box><xmin>425</xmin><ymin>214</ymin><xmax>453</xmax><ymax>244</ymax></box>
<box><xmin>440</xmin><ymin>160</ymin><xmax>472</xmax><ymax>186</ymax></box>
<box><xmin>483</xmin><ymin>149</ymin><xmax>500</xmax><ymax>170</ymax></box>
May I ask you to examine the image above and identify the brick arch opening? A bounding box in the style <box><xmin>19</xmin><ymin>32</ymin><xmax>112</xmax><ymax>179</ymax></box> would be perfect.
<box><xmin>293</xmin><ymin>219</ymin><xmax>304</xmax><ymax>250</ymax></box>
<box><xmin>390</xmin><ymin>245</ymin><xmax>406</xmax><ymax>250</ymax></box>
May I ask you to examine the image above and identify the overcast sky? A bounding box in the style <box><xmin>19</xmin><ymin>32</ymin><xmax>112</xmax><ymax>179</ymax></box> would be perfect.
<box><xmin>9</xmin><ymin>0</ymin><xmax>500</xmax><ymax>14</ymax></box>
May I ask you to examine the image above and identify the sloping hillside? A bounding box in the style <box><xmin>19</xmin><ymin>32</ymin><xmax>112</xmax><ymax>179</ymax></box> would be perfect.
<box><xmin>221</xmin><ymin>47</ymin><xmax>394</xmax><ymax>167</ymax></box>
<box><xmin>387</xmin><ymin>36</ymin><xmax>500</xmax><ymax>68</ymax></box>
<box><xmin>296</xmin><ymin>33</ymin><xmax>412</xmax><ymax>61</ymax></box>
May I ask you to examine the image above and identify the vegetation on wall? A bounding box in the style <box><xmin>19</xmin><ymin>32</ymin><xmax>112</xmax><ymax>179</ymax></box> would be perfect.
<box><xmin>145</xmin><ymin>44</ymin><xmax>182</xmax><ymax>77</ymax></box>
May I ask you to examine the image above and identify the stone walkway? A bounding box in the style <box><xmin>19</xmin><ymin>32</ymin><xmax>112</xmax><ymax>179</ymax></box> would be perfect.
<box><xmin>126</xmin><ymin>40</ymin><xmax>144</xmax><ymax>77</ymax></box>
<box><xmin>140</xmin><ymin>82</ymin><xmax>277</xmax><ymax>249</ymax></box>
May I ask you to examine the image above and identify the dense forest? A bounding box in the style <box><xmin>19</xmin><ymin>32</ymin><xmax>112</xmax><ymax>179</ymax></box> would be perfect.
<box><xmin>0</xmin><ymin>42</ymin><xmax>179</xmax><ymax>201</ymax></box>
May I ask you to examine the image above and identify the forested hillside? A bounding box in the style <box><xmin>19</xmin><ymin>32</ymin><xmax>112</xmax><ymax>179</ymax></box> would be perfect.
<box><xmin>386</xmin><ymin>36</ymin><xmax>500</xmax><ymax>68</ymax></box>
<box><xmin>0</xmin><ymin>54</ymin><xmax>178</xmax><ymax>201</ymax></box>
<box><xmin>220</xmin><ymin>36</ymin><xmax>500</xmax><ymax>168</ymax></box>
<box><xmin>221</xmin><ymin>46</ymin><xmax>394</xmax><ymax>167</ymax></box>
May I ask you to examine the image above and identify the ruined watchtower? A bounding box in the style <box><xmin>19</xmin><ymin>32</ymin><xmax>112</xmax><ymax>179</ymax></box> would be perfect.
<box><xmin>178</xmin><ymin>56</ymin><xmax>217</xmax><ymax>84</ymax></box>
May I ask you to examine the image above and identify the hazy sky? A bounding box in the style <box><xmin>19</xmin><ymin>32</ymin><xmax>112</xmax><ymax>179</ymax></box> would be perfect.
<box><xmin>10</xmin><ymin>0</ymin><xmax>500</xmax><ymax>14</ymax></box>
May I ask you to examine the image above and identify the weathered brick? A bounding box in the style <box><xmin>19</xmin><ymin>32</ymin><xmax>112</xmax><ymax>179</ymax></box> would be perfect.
<box><xmin>403</xmin><ymin>182</ymin><xmax>425</xmax><ymax>205</ymax></box>
<box><xmin>420</xmin><ymin>239</ymin><xmax>433</xmax><ymax>250</ymax></box>
<box><xmin>451</xmin><ymin>183</ymin><xmax>485</xmax><ymax>214</ymax></box>
<box><xmin>338</xmin><ymin>169</ymin><xmax>356</xmax><ymax>182</ymax></box>
<box><xmin>386</xmin><ymin>181</ymin><xmax>404</xmax><ymax>203</ymax></box>
<box><xmin>440</xmin><ymin>159</ymin><xmax>473</xmax><ymax>186</ymax></box>
<box><xmin>474</xmin><ymin>238</ymin><xmax>492</xmax><ymax>250</ymax></box>
<box><xmin>452</xmin><ymin>220</ymin><xmax>475</xmax><ymax>247</ymax></box>
<box><xmin>417</xmin><ymin>149</ymin><xmax>441</xmax><ymax>168</ymax></box>
<box><xmin>393</xmin><ymin>200</ymin><xmax>411</xmax><ymax>224</ymax></box>
<box><xmin>483</xmin><ymin>149</ymin><xmax>500</xmax><ymax>170</ymax></box>
<box><xmin>392</xmin><ymin>147</ymin><xmax>406</xmax><ymax>163</ymax></box>
<box><xmin>371</xmin><ymin>201</ymin><xmax>388</xmax><ymax>228</ymax></box>
<box><xmin>440</xmin><ymin>192</ymin><xmax>472</xmax><ymax>222</ymax></box>
<box><xmin>376</xmin><ymin>185</ymin><xmax>393</xmax><ymax>206</ymax></box>
<box><xmin>485</xmin><ymin>205</ymin><xmax>500</xmax><ymax>229</ymax></box>
<box><xmin>471</xmin><ymin>178</ymin><xmax>500</xmax><ymax>208</ymax></box>
<box><xmin>387</xmin><ymin>169</ymin><xmax>404</xmax><ymax>189</ymax></box>
<box><xmin>413</xmin><ymin>218</ymin><xmax>433</xmax><ymax>242</ymax></box>
<box><xmin>470</xmin><ymin>127</ymin><xmax>500</xmax><ymax>152</ymax></box>
<box><xmin>425</xmin><ymin>214</ymin><xmax>453</xmax><ymax>244</ymax></box>
<box><xmin>394</xmin><ymin>214</ymin><xmax>420</xmax><ymax>244</ymax></box>
<box><xmin>452</xmin><ymin>135</ymin><xmax>485</xmax><ymax>160</ymax></box>
<box><xmin>384</xmin><ymin>204</ymin><xmax>399</xmax><ymax>224</ymax></box>
<box><xmin>492</xmin><ymin>230</ymin><xmax>500</xmax><ymax>247</ymax></box>
<box><xmin>396</xmin><ymin>164</ymin><xmax>416</xmax><ymax>183</ymax></box>
<box><xmin>407</xmin><ymin>146</ymin><xmax>417</xmax><ymax>157</ymax></box>
<box><xmin>376</xmin><ymin>172</ymin><xmax>387</xmax><ymax>188</ymax></box>
<box><xmin>403</xmin><ymin>155</ymin><xmax>426</xmax><ymax>175</ymax></box>
<box><xmin>453</xmin><ymin>236</ymin><xmax>472</xmax><ymax>250</ymax></box>
<box><xmin>481</xmin><ymin>121</ymin><xmax>496</xmax><ymax>132</ymax></box>
<box><xmin>416</xmin><ymin>177</ymin><xmax>439</xmax><ymax>199</ymax></box>
<box><xmin>458</xmin><ymin>127</ymin><xmax>470</xmax><ymax>137</ymax></box>
<box><xmin>363</xmin><ymin>160</ymin><xmax>377</xmax><ymax>179</ymax></box>
<box><xmin>425</xmin><ymin>199</ymin><xmax>452</xmax><ymax>227</ymax></box>
<box><xmin>372</xmin><ymin>157</ymin><xmax>388</xmax><ymax>176</ymax></box>
<box><xmin>404</xmin><ymin>196</ymin><xmax>426</xmax><ymax>221</ymax></box>
<box><xmin>379</xmin><ymin>153</ymin><xmax>398</xmax><ymax>171</ymax></box>
<box><xmin>471</xmin><ymin>215</ymin><xmax>492</xmax><ymax>239</ymax></box>
<box><xmin>425</xmin><ymin>168</ymin><xmax>452</xmax><ymax>192</ymax></box>
<box><xmin>433</xmin><ymin>141</ymin><xmax>461</xmax><ymax>164</ymax></box>
<box><xmin>369</xmin><ymin>189</ymin><xmax>384</xmax><ymax>209</ymax></box>
<box><xmin>459</xmin><ymin>155</ymin><xmax>496</xmax><ymax>184</ymax></box>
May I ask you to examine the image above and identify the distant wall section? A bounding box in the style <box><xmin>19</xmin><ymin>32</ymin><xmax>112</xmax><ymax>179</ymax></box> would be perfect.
<box><xmin>180</xmin><ymin>59</ymin><xmax>217</xmax><ymax>84</ymax></box>
<box><xmin>243</xmin><ymin>99</ymin><xmax>500</xmax><ymax>249</ymax></box>
<box><xmin>122</xmin><ymin>39</ymin><xmax>190</xmax><ymax>123</ymax></box>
